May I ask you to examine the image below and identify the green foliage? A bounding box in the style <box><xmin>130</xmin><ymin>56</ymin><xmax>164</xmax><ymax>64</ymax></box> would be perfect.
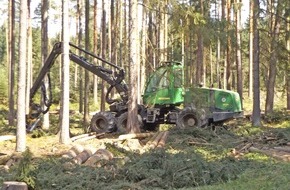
<box><xmin>0</xmin><ymin>25</ymin><xmax>7</xmax><ymax>65</ymax></box>
<box><xmin>12</xmin><ymin>148</ymin><xmax>36</xmax><ymax>189</ymax></box>
<box><xmin>263</xmin><ymin>110</ymin><xmax>290</xmax><ymax>124</ymax></box>
<box><xmin>0</xmin><ymin>64</ymin><xmax>8</xmax><ymax>101</ymax></box>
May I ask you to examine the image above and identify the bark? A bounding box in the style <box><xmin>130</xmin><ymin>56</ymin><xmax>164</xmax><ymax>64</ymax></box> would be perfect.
<box><xmin>41</xmin><ymin>0</ymin><xmax>50</xmax><ymax>130</ymax></box>
<box><xmin>196</xmin><ymin>0</ymin><xmax>204</xmax><ymax>85</ymax></box>
<box><xmin>127</xmin><ymin>0</ymin><xmax>140</xmax><ymax>134</ymax></box>
<box><xmin>248</xmin><ymin>0</ymin><xmax>254</xmax><ymax>99</ymax></box>
<box><xmin>140</xmin><ymin>0</ymin><xmax>147</xmax><ymax>100</ymax></box>
<box><xmin>8</xmin><ymin>0</ymin><xmax>16</xmax><ymax>127</ymax></box>
<box><xmin>235</xmin><ymin>0</ymin><xmax>243</xmax><ymax>106</ymax></box>
<box><xmin>83</xmin><ymin>0</ymin><xmax>90</xmax><ymax>132</ymax></box>
<box><xmin>287</xmin><ymin>15</ymin><xmax>290</xmax><ymax>110</ymax></box>
<box><xmin>265</xmin><ymin>0</ymin><xmax>282</xmax><ymax>115</ymax></box>
<box><xmin>77</xmin><ymin>0</ymin><xmax>84</xmax><ymax>114</ymax></box>
<box><xmin>93</xmin><ymin>0</ymin><xmax>98</xmax><ymax>104</ymax></box>
<box><xmin>225</xmin><ymin>0</ymin><xmax>231</xmax><ymax>90</ymax></box>
<box><xmin>59</xmin><ymin>0</ymin><xmax>71</xmax><ymax>144</ymax></box>
<box><xmin>16</xmin><ymin>0</ymin><xmax>28</xmax><ymax>152</ymax></box>
<box><xmin>101</xmin><ymin>0</ymin><xmax>107</xmax><ymax>112</ymax></box>
<box><xmin>252</xmin><ymin>0</ymin><xmax>262</xmax><ymax>127</ymax></box>
<box><xmin>26</xmin><ymin>0</ymin><xmax>32</xmax><ymax>115</ymax></box>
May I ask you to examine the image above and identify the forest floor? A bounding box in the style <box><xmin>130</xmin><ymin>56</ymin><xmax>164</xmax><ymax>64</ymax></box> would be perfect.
<box><xmin>0</xmin><ymin>109</ymin><xmax>290</xmax><ymax>189</ymax></box>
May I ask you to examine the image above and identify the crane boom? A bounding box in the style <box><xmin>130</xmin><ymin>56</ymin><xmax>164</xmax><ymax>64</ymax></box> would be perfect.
<box><xmin>27</xmin><ymin>42</ymin><xmax>128</xmax><ymax>131</ymax></box>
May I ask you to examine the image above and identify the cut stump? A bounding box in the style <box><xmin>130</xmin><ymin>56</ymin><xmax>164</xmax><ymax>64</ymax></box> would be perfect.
<box><xmin>2</xmin><ymin>181</ymin><xmax>28</xmax><ymax>190</ymax></box>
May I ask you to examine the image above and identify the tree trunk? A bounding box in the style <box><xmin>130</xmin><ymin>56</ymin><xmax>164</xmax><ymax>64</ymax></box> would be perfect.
<box><xmin>16</xmin><ymin>0</ymin><xmax>28</xmax><ymax>152</ymax></box>
<box><xmin>235</xmin><ymin>0</ymin><xmax>243</xmax><ymax>106</ymax></box>
<box><xmin>41</xmin><ymin>0</ymin><xmax>50</xmax><ymax>130</ymax></box>
<box><xmin>248</xmin><ymin>0</ymin><xmax>254</xmax><ymax>99</ymax></box>
<box><xmin>59</xmin><ymin>0</ymin><xmax>71</xmax><ymax>144</ymax></box>
<box><xmin>265</xmin><ymin>0</ymin><xmax>282</xmax><ymax>115</ymax></box>
<box><xmin>287</xmin><ymin>15</ymin><xmax>290</xmax><ymax>110</ymax></box>
<box><xmin>101</xmin><ymin>0</ymin><xmax>107</xmax><ymax>112</ymax></box>
<box><xmin>83</xmin><ymin>0</ymin><xmax>90</xmax><ymax>132</ymax></box>
<box><xmin>196</xmin><ymin>0</ymin><xmax>204</xmax><ymax>86</ymax></box>
<box><xmin>26</xmin><ymin>0</ymin><xmax>32</xmax><ymax>116</ymax></box>
<box><xmin>8</xmin><ymin>0</ymin><xmax>16</xmax><ymax>127</ymax></box>
<box><xmin>225</xmin><ymin>0</ymin><xmax>231</xmax><ymax>90</ymax></box>
<box><xmin>252</xmin><ymin>0</ymin><xmax>262</xmax><ymax>127</ymax></box>
<box><xmin>93</xmin><ymin>0</ymin><xmax>98</xmax><ymax>104</ymax></box>
<box><xmin>77</xmin><ymin>0</ymin><xmax>84</xmax><ymax>114</ymax></box>
<box><xmin>127</xmin><ymin>0</ymin><xmax>140</xmax><ymax>134</ymax></box>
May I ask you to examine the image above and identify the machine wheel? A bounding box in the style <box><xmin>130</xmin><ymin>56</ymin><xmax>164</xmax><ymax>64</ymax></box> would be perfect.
<box><xmin>177</xmin><ymin>107</ymin><xmax>202</xmax><ymax>129</ymax></box>
<box><xmin>116</xmin><ymin>112</ymin><xmax>144</xmax><ymax>133</ymax></box>
<box><xmin>90</xmin><ymin>111</ymin><xmax>116</xmax><ymax>133</ymax></box>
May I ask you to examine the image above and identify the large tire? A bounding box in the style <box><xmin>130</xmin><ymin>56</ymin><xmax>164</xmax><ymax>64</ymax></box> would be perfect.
<box><xmin>177</xmin><ymin>107</ymin><xmax>203</xmax><ymax>129</ymax></box>
<box><xmin>116</xmin><ymin>112</ymin><xmax>144</xmax><ymax>133</ymax></box>
<box><xmin>90</xmin><ymin>111</ymin><xmax>116</xmax><ymax>133</ymax></box>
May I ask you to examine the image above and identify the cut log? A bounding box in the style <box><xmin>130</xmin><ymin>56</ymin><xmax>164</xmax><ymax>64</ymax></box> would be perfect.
<box><xmin>73</xmin><ymin>133</ymin><xmax>105</xmax><ymax>142</ymax></box>
<box><xmin>2</xmin><ymin>181</ymin><xmax>28</xmax><ymax>190</ymax></box>
<box><xmin>62</xmin><ymin>144</ymin><xmax>84</xmax><ymax>159</ymax></box>
<box><xmin>157</xmin><ymin>131</ymin><xmax>169</xmax><ymax>148</ymax></box>
<box><xmin>118</xmin><ymin>132</ymin><xmax>155</xmax><ymax>141</ymax></box>
<box><xmin>273</xmin><ymin>146</ymin><xmax>290</xmax><ymax>153</ymax></box>
<box><xmin>4</xmin><ymin>153</ymin><xmax>22</xmax><ymax>171</ymax></box>
<box><xmin>84</xmin><ymin>149</ymin><xmax>114</xmax><ymax>166</ymax></box>
<box><xmin>145</xmin><ymin>132</ymin><xmax>160</xmax><ymax>147</ymax></box>
<box><xmin>71</xmin><ymin>133</ymin><xmax>96</xmax><ymax>142</ymax></box>
<box><xmin>238</xmin><ymin>143</ymin><xmax>253</xmax><ymax>152</ymax></box>
<box><xmin>73</xmin><ymin>147</ymin><xmax>97</xmax><ymax>164</ymax></box>
<box><xmin>0</xmin><ymin>135</ymin><xmax>16</xmax><ymax>142</ymax></box>
<box><xmin>188</xmin><ymin>141</ymin><xmax>214</xmax><ymax>146</ymax></box>
<box><xmin>4</xmin><ymin>159</ymin><xmax>15</xmax><ymax>171</ymax></box>
<box><xmin>73</xmin><ymin>135</ymin><xmax>97</xmax><ymax>142</ymax></box>
<box><xmin>148</xmin><ymin>132</ymin><xmax>164</xmax><ymax>149</ymax></box>
<box><xmin>249</xmin><ymin>147</ymin><xmax>290</xmax><ymax>161</ymax></box>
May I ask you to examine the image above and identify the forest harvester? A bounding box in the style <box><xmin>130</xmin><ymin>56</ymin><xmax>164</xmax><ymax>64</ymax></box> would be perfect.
<box><xmin>26</xmin><ymin>42</ymin><xmax>243</xmax><ymax>133</ymax></box>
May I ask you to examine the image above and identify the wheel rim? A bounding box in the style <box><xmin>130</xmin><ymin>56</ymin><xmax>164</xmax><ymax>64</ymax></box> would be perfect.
<box><xmin>119</xmin><ymin>118</ymin><xmax>127</xmax><ymax>130</ymax></box>
<box><xmin>183</xmin><ymin>114</ymin><xmax>197</xmax><ymax>127</ymax></box>
<box><xmin>95</xmin><ymin>119</ymin><xmax>106</xmax><ymax>130</ymax></box>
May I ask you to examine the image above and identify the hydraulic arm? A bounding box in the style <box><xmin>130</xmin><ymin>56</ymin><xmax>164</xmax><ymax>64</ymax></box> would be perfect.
<box><xmin>27</xmin><ymin>42</ymin><xmax>128</xmax><ymax>131</ymax></box>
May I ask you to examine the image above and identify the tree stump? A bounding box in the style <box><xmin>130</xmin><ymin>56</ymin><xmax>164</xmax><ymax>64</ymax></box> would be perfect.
<box><xmin>2</xmin><ymin>181</ymin><xmax>28</xmax><ymax>190</ymax></box>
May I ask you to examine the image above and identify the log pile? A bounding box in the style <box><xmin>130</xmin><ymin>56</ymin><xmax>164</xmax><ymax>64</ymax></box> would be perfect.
<box><xmin>62</xmin><ymin>145</ymin><xmax>113</xmax><ymax>166</ymax></box>
<box><xmin>143</xmin><ymin>131</ymin><xmax>169</xmax><ymax>150</ymax></box>
<box><xmin>61</xmin><ymin>131</ymin><xmax>170</xmax><ymax>166</ymax></box>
